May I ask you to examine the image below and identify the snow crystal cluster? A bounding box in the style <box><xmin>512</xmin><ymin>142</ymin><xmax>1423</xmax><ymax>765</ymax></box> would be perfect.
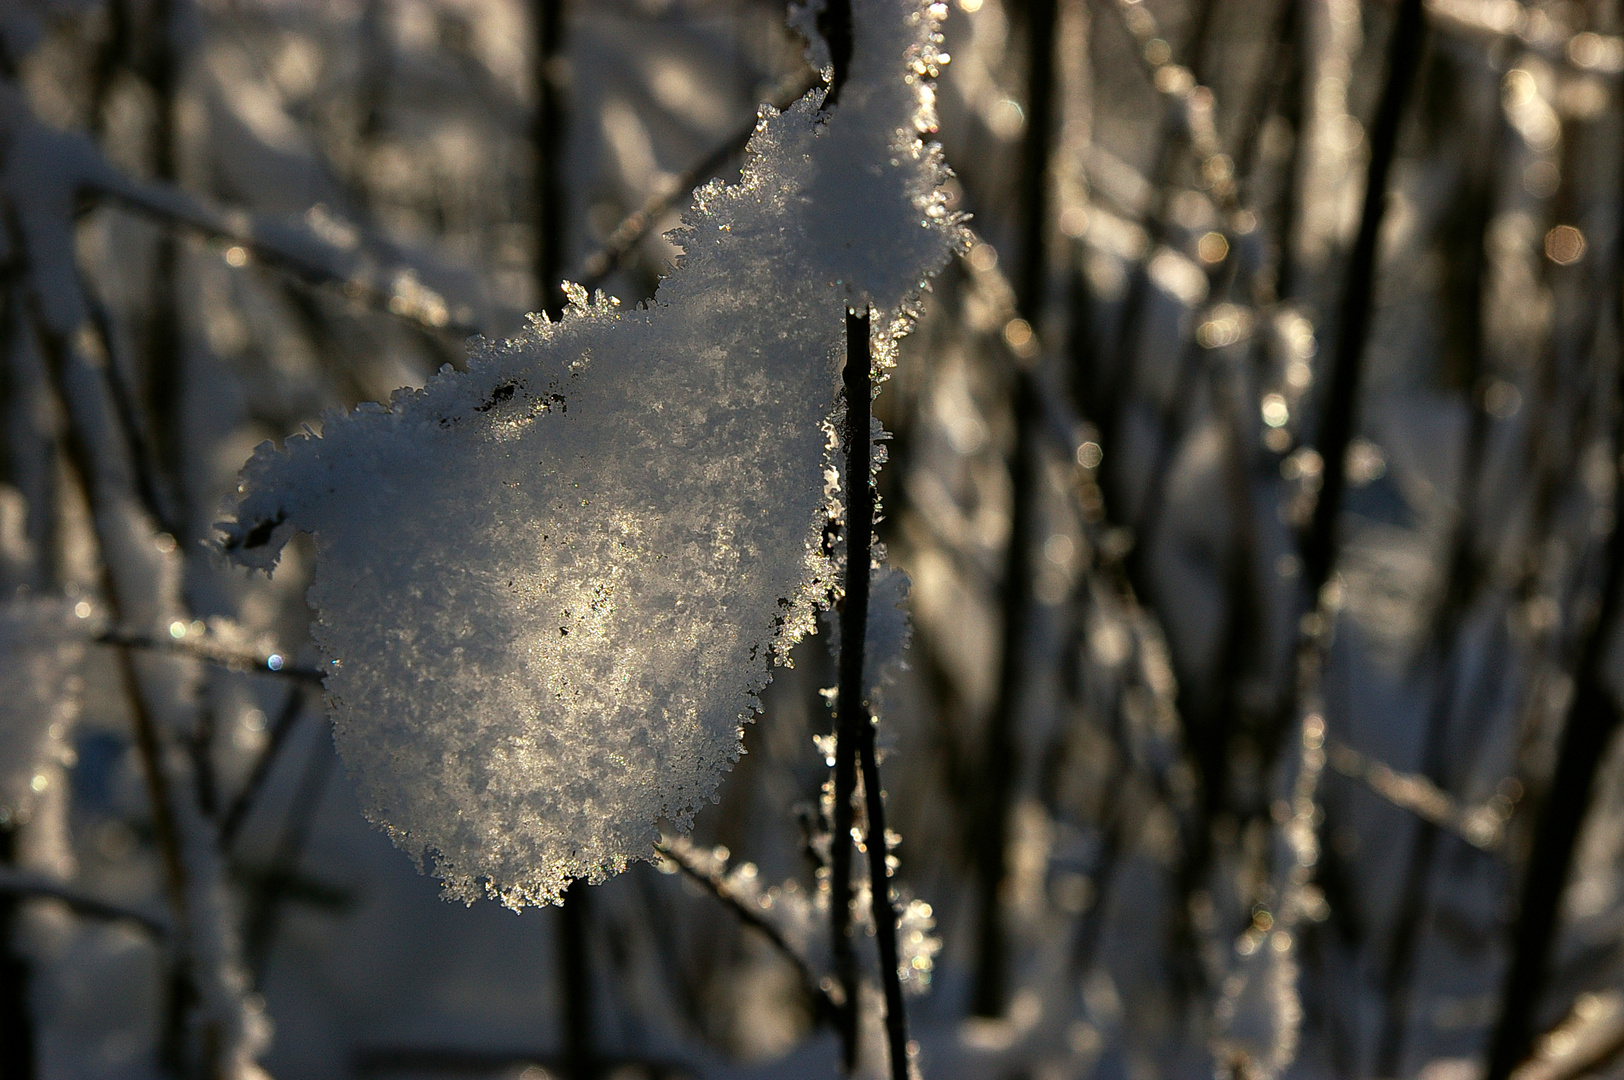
<box><xmin>219</xmin><ymin>0</ymin><xmax>964</xmax><ymax>908</ymax></box>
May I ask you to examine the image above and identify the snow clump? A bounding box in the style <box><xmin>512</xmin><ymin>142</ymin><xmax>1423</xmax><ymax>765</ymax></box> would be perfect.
<box><xmin>218</xmin><ymin>0</ymin><xmax>965</xmax><ymax>908</ymax></box>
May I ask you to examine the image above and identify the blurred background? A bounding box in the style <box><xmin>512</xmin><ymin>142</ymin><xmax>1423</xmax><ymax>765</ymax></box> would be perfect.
<box><xmin>2</xmin><ymin>0</ymin><xmax>1624</xmax><ymax>1078</ymax></box>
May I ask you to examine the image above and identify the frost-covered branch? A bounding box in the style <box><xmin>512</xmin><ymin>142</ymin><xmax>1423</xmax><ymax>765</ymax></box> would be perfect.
<box><xmin>95</xmin><ymin>629</ymin><xmax>324</xmax><ymax>684</ymax></box>
<box><xmin>654</xmin><ymin>837</ymin><xmax>838</xmax><ymax>1025</ymax></box>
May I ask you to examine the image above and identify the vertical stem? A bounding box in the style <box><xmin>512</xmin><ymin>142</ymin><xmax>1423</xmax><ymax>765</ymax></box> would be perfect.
<box><xmin>560</xmin><ymin>879</ymin><xmax>594</xmax><ymax>1080</ymax></box>
<box><xmin>832</xmin><ymin>308</ymin><xmax>872</xmax><ymax>1073</ymax></box>
<box><xmin>533</xmin><ymin>0</ymin><xmax>566</xmax><ymax>320</ymax></box>
<box><xmin>532</xmin><ymin>5</ymin><xmax>589</xmax><ymax>1073</ymax></box>
<box><xmin>1301</xmin><ymin>0</ymin><xmax>1426</xmax><ymax>595</ymax></box>
<box><xmin>971</xmin><ymin>371</ymin><xmax>1034</xmax><ymax>1021</ymax></box>
<box><xmin>1483</xmin><ymin>120</ymin><xmax>1624</xmax><ymax>1080</ymax></box>
<box><xmin>970</xmin><ymin>0</ymin><xmax>1054</xmax><ymax>1020</ymax></box>
<box><xmin>840</xmin><ymin>308</ymin><xmax>912</xmax><ymax>1080</ymax></box>
<box><xmin>20</xmin><ymin>296</ymin><xmax>200</xmax><ymax>1072</ymax></box>
<box><xmin>241</xmin><ymin>731</ymin><xmax>334</xmax><ymax>986</ymax></box>
<box><xmin>859</xmin><ymin>711</ymin><xmax>910</xmax><ymax>1080</ymax></box>
<box><xmin>142</xmin><ymin>0</ymin><xmax>185</xmax><ymax>490</ymax></box>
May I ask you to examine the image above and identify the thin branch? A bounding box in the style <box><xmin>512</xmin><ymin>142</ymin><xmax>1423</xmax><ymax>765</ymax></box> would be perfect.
<box><xmin>1375</xmin><ymin>88</ymin><xmax>1506</xmax><ymax>1075</ymax></box>
<box><xmin>576</xmin><ymin>72</ymin><xmax>819</xmax><ymax>292</ymax></box>
<box><xmin>94</xmin><ymin>629</ymin><xmax>325</xmax><ymax>683</ymax></box>
<box><xmin>219</xmin><ymin>685</ymin><xmax>308</xmax><ymax>849</ymax></box>
<box><xmin>1425</xmin><ymin>0</ymin><xmax>1624</xmax><ymax>75</ymax></box>
<box><xmin>0</xmin><ymin>867</ymin><xmax>168</xmax><ymax>937</ymax></box>
<box><xmin>92</xmin><ymin>183</ymin><xmax>481</xmax><ymax>339</ymax></box>
<box><xmin>845</xmin><ymin>309</ymin><xmax>910</xmax><ymax>1080</ymax></box>
<box><xmin>241</xmin><ymin>727</ymin><xmax>335</xmax><ymax>983</ymax></box>
<box><xmin>533</xmin><ymin>0</ymin><xmax>566</xmax><ymax>321</ymax></box>
<box><xmin>653</xmin><ymin>839</ymin><xmax>838</xmax><ymax>1025</ymax></box>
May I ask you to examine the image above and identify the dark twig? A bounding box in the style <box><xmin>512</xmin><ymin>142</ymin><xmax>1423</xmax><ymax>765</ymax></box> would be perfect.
<box><xmin>241</xmin><ymin>724</ymin><xmax>335</xmax><ymax>984</ymax></box>
<box><xmin>1301</xmin><ymin>0</ymin><xmax>1427</xmax><ymax>594</ymax></box>
<box><xmin>0</xmin><ymin>827</ymin><xmax>32</xmax><ymax>1080</ymax></box>
<box><xmin>831</xmin><ymin>308</ymin><xmax>870</xmax><ymax>1073</ymax></box>
<box><xmin>219</xmin><ymin>685</ymin><xmax>308</xmax><ymax>849</ymax></box>
<box><xmin>1485</xmin><ymin>479</ymin><xmax>1624</xmax><ymax>1079</ymax></box>
<box><xmin>533</xmin><ymin>0</ymin><xmax>567</xmax><ymax>320</ymax></box>
<box><xmin>837</xmin><ymin>307</ymin><xmax>909</xmax><ymax>1080</ymax></box>
<box><xmin>858</xmin><ymin>703</ymin><xmax>910</xmax><ymax>1080</ymax></box>
<box><xmin>531</xmin><ymin>5</ymin><xmax>593</xmax><ymax>1076</ymax></box>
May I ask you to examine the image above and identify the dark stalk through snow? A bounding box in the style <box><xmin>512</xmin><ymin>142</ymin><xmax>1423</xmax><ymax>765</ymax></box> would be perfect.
<box><xmin>532</xmin><ymin>4</ymin><xmax>592</xmax><ymax>1077</ymax></box>
<box><xmin>832</xmin><ymin>308</ymin><xmax>910</xmax><ymax>1080</ymax></box>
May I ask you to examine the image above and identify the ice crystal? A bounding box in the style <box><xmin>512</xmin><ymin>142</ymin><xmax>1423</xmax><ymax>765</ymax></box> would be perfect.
<box><xmin>219</xmin><ymin>0</ymin><xmax>964</xmax><ymax>908</ymax></box>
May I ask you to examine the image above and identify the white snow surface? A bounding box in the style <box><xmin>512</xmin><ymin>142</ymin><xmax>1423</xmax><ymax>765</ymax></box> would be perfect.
<box><xmin>219</xmin><ymin>0</ymin><xmax>963</xmax><ymax>908</ymax></box>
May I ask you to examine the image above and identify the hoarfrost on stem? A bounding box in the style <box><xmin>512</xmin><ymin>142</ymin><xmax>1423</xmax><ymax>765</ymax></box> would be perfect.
<box><xmin>218</xmin><ymin>0</ymin><xmax>965</xmax><ymax>908</ymax></box>
<box><xmin>0</xmin><ymin>599</ymin><xmax>82</xmax><ymax>825</ymax></box>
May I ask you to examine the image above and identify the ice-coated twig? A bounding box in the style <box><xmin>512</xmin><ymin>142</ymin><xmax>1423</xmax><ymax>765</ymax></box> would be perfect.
<box><xmin>576</xmin><ymin>71</ymin><xmax>820</xmax><ymax>292</ymax></box>
<box><xmin>0</xmin><ymin>867</ymin><xmax>168</xmax><ymax>938</ymax></box>
<box><xmin>0</xmin><ymin>91</ymin><xmax>476</xmax><ymax>338</ymax></box>
<box><xmin>840</xmin><ymin>308</ymin><xmax>911</xmax><ymax>1080</ymax></box>
<box><xmin>1124</xmin><ymin>0</ymin><xmax>1299</xmax><ymax>557</ymax></box>
<box><xmin>11</xmin><ymin>203</ymin><xmax>266</xmax><ymax>1075</ymax></box>
<box><xmin>1086</xmin><ymin>0</ymin><xmax>1220</xmax><ymax>450</ymax></box>
<box><xmin>1102</xmin><ymin>0</ymin><xmax>1238</xmax><ymax>215</ymax></box>
<box><xmin>1511</xmin><ymin>994</ymin><xmax>1624</xmax><ymax>1080</ymax></box>
<box><xmin>653</xmin><ymin>838</ymin><xmax>838</xmax><ymax>1024</ymax></box>
<box><xmin>94</xmin><ymin>629</ymin><xmax>325</xmax><ymax>684</ymax></box>
<box><xmin>1373</xmin><ymin>101</ymin><xmax>1503</xmax><ymax>1074</ymax></box>
<box><xmin>1425</xmin><ymin>0</ymin><xmax>1624</xmax><ymax>73</ymax></box>
<box><xmin>1327</xmin><ymin>741</ymin><xmax>1510</xmax><ymax>853</ymax></box>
